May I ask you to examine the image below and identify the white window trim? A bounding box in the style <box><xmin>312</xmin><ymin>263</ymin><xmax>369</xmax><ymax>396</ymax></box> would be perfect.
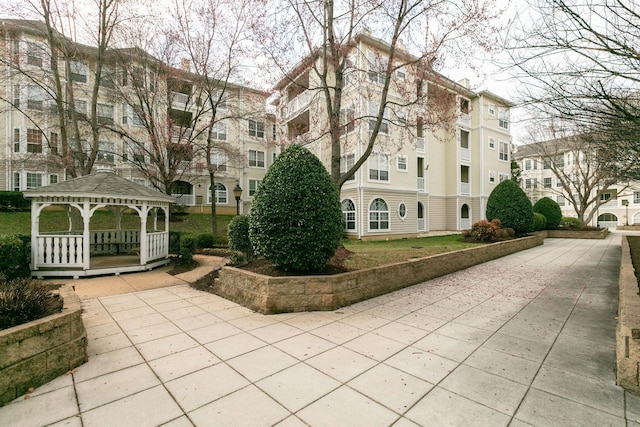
<box><xmin>368</xmin><ymin>152</ymin><xmax>390</xmax><ymax>183</ymax></box>
<box><xmin>489</xmin><ymin>170</ymin><xmax>496</xmax><ymax>183</ymax></box>
<box><xmin>248</xmin><ymin>178</ymin><xmax>262</xmax><ymax>197</ymax></box>
<box><xmin>488</xmin><ymin>137</ymin><xmax>495</xmax><ymax>150</ymax></box>
<box><xmin>368</xmin><ymin>197</ymin><xmax>390</xmax><ymax>232</ymax></box>
<box><xmin>397</xmin><ymin>202</ymin><xmax>407</xmax><ymax>221</ymax></box>
<box><xmin>248</xmin><ymin>149</ymin><xmax>266</xmax><ymax>168</ymax></box>
<box><xmin>488</xmin><ymin>102</ymin><xmax>496</xmax><ymax>116</ymax></box>
<box><xmin>396</xmin><ymin>154</ymin><xmax>408</xmax><ymax>172</ymax></box>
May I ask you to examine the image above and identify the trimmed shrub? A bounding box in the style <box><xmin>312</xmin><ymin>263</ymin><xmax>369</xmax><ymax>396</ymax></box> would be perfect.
<box><xmin>169</xmin><ymin>231</ymin><xmax>183</xmax><ymax>254</ymax></box>
<box><xmin>0</xmin><ymin>278</ymin><xmax>63</xmax><ymax>330</ymax></box>
<box><xmin>249</xmin><ymin>145</ymin><xmax>343</xmax><ymax>273</ymax></box>
<box><xmin>195</xmin><ymin>233</ymin><xmax>215</xmax><ymax>249</ymax></box>
<box><xmin>179</xmin><ymin>235</ymin><xmax>196</xmax><ymax>263</ymax></box>
<box><xmin>0</xmin><ymin>235</ymin><xmax>31</xmax><ymax>281</ymax></box>
<box><xmin>469</xmin><ymin>219</ymin><xmax>501</xmax><ymax>242</ymax></box>
<box><xmin>0</xmin><ymin>191</ymin><xmax>30</xmax><ymax>211</ymax></box>
<box><xmin>228</xmin><ymin>215</ymin><xmax>253</xmax><ymax>257</ymax></box>
<box><xmin>560</xmin><ymin>216</ymin><xmax>581</xmax><ymax>228</ymax></box>
<box><xmin>212</xmin><ymin>234</ymin><xmax>229</xmax><ymax>247</ymax></box>
<box><xmin>533</xmin><ymin>197</ymin><xmax>563</xmax><ymax>229</ymax></box>
<box><xmin>486</xmin><ymin>179</ymin><xmax>534</xmax><ymax>235</ymax></box>
<box><xmin>533</xmin><ymin>212</ymin><xmax>547</xmax><ymax>231</ymax></box>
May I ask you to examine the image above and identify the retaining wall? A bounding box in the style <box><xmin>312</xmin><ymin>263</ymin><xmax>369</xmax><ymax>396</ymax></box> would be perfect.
<box><xmin>617</xmin><ymin>237</ymin><xmax>640</xmax><ymax>395</ymax></box>
<box><xmin>0</xmin><ymin>285</ymin><xmax>87</xmax><ymax>406</ymax></box>
<box><xmin>214</xmin><ymin>234</ymin><xmax>544</xmax><ymax>314</ymax></box>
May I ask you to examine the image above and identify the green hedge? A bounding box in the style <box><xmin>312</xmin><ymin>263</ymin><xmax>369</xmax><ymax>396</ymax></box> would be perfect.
<box><xmin>0</xmin><ymin>234</ymin><xmax>31</xmax><ymax>281</ymax></box>
<box><xmin>0</xmin><ymin>192</ymin><xmax>30</xmax><ymax>211</ymax></box>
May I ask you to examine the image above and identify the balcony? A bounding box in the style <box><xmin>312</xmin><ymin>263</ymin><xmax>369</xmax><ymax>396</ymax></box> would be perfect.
<box><xmin>172</xmin><ymin>92</ymin><xmax>190</xmax><ymax>109</ymax></box>
<box><xmin>460</xmin><ymin>218</ymin><xmax>471</xmax><ymax>230</ymax></box>
<box><xmin>172</xmin><ymin>194</ymin><xmax>194</xmax><ymax>206</ymax></box>
<box><xmin>416</xmin><ymin>137</ymin><xmax>425</xmax><ymax>152</ymax></box>
<box><xmin>458</xmin><ymin>112</ymin><xmax>470</xmax><ymax>127</ymax></box>
<box><xmin>600</xmin><ymin>199</ymin><xmax>618</xmax><ymax>208</ymax></box>
<box><xmin>460</xmin><ymin>182</ymin><xmax>470</xmax><ymax>195</ymax></box>
<box><xmin>283</xmin><ymin>90</ymin><xmax>310</xmax><ymax>120</ymax></box>
<box><xmin>460</xmin><ymin>147</ymin><xmax>470</xmax><ymax>161</ymax></box>
<box><xmin>417</xmin><ymin>177</ymin><xmax>426</xmax><ymax>191</ymax></box>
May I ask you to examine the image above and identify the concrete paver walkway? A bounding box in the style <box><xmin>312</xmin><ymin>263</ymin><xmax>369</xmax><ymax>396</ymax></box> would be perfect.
<box><xmin>2</xmin><ymin>234</ymin><xmax>640</xmax><ymax>426</ymax></box>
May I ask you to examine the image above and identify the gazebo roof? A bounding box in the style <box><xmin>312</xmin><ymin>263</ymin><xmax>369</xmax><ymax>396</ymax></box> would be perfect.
<box><xmin>23</xmin><ymin>170</ymin><xmax>175</xmax><ymax>203</ymax></box>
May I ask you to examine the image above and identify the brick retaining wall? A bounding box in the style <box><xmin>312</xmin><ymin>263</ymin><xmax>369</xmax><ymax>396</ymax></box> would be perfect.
<box><xmin>617</xmin><ymin>237</ymin><xmax>640</xmax><ymax>395</ymax></box>
<box><xmin>0</xmin><ymin>285</ymin><xmax>87</xmax><ymax>406</ymax></box>
<box><xmin>213</xmin><ymin>234</ymin><xmax>544</xmax><ymax>314</ymax></box>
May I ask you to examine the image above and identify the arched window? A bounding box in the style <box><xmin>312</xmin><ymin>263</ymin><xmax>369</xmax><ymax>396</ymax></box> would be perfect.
<box><xmin>369</xmin><ymin>198</ymin><xmax>389</xmax><ymax>230</ymax></box>
<box><xmin>341</xmin><ymin>199</ymin><xmax>356</xmax><ymax>231</ymax></box>
<box><xmin>208</xmin><ymin>183</ymin><xmax>227</xmax><ymax>204</ymax></box>
<box><xmin>417</xmin><ymin>202</ymin><xmax>425</xmax><ymax>231</ymax></box>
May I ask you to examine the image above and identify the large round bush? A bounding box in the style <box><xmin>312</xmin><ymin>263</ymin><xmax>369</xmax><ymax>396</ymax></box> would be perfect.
<box><xmin>533</xmin><ymin>197</ymin><xmax>563</xmax><ymax>229</ymax></box>
<box><xmin>249</xmin><ymin>145</ymin><xmax>343</xmax><ymax>272</ymax></box>
<box><xmin>533</xmin><ymin>212</ymin><xmax>547</xmax><ymax>231</ymax></box>
<box><xmin>486</xmin><ymin>179</ymin><xmax>533</xmax><ymax>235</ymax></box>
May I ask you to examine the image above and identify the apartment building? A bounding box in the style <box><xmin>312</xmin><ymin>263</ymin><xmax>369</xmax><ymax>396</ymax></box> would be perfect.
<box><xmin>273</xmin><ymin>33</ymin><xmax>513</xmax><ymax>239</ymax></box>
<box><xmin>515</xmin><ymin>139</ymin><xmax>640</xmax><ymax>227</ymax></box>
<box><xmin>0</xmin><ymin>19</ymin><xmax>276</xmax><ymax>215</ymax></box>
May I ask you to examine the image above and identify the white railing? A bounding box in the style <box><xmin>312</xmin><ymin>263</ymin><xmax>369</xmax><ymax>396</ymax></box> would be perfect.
<box><xmin>285</xmin><ymin>90</ymin><xmax>310</xmax><ymax>119</ymax></box>
<box><xmin>600</xmin><ymin>200</ymin><xmax>618</xmax><ymax>208</ymax></box>
<box><xmin>417</xmin><ymin>177</ymin><xmax>426</xmax><ymax>191</ymax></box>
<box><xmin>460</xmin><ymin>147</ymin><xmax>470</xmax><ymax>161</ymax></box>
<box><xmin>458</xmin><ymin>113</ymin><xmax>470</xmax><ymax>127</ymax></box>
<box><xmin>460</xmin><ymin>218</ymin><xmax>472</xmax><ymax>230</ymax></box>
<box><xmin>416</xmin><ymin>137</ymin><xmax>425</xmax><ymax>152</ymax></box>
<box><xmin>35</xmin><ymin>235</ymin><xmax>84</xmax><ymax>267</ymax></box>
<box><xmin>172</xmin><ymin>92</ymin><xmax>190</xmax><ymax>108</ymax></box>
<box><xmin>90</xmin><ymin>230</ymin><xmax>140</xmax><ymax>255</ymax></box>
<box><xmin>147</xmin><ymin>231</ymin><xmax>169</xmax><ymax>261</ymax></box>
<box><xmin>417</xmin><ymin>218</ymin><xmax>425</xmax><ymax>232</ymax></box>
<box><xmin>173</xmin><ymin>194</ymin><xmax>195</xmax><ymax>205</ymax></box>
<box><xmin>460</xmin><ymin>182</ymin><xmax>471</xmax><ymax>195</ymax></box>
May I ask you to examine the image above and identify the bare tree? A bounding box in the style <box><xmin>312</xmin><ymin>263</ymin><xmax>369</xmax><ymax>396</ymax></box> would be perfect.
<box><xmin>519</xmin><ymin>124</ymin><xmax>632</xmax><ymax>225</ymax></box>
<box><xmin>255</xmin><ymin>0</ymin><xmax>502</xmax><ymax>190</ymax></box>
<box><xmin>507</xmin><ymin>0</ymin><xmax>640</xmax><ymax>172</ymax></box>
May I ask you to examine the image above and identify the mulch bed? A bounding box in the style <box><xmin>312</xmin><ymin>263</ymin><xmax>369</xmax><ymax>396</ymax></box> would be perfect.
<box><xmin>628</xmin><ymin>236</ymin><xmax>640</xmax><ymax>287</ymax></box>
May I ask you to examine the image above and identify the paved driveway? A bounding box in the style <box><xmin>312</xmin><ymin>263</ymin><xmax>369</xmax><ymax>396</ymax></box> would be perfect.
<box><xmin>2</xmin><ymin>234</ymin><xmax>640</xmax><ymax>426</ymax></box>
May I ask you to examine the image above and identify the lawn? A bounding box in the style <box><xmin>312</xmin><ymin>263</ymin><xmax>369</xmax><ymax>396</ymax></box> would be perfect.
<box><xmin>342</xmin><ymin>234</ymin><xmax>480</xmax><ymax>270</ymax></box>
<box><xmin>0</xmin><ymin>210</ymin><xmax>233</xmax><ymax>236</ymax></box>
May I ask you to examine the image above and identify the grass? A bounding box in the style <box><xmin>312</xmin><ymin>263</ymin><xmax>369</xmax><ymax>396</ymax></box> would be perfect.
<box><xmin>342</xmin><ymin>234</ymin><xmax>481</xmax><ymax>270</ymax></box>
<box><xmin>0</xmin><ymin>210</ymin><xmax>233</xmax><ymax>236</ymax></box>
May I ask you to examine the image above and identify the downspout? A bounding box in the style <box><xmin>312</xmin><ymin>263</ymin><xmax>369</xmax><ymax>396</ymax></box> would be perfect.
<box><xmin>479</xmin><ymin>94</ymin><xmax>485</xmax><ymax>220</ymax></box>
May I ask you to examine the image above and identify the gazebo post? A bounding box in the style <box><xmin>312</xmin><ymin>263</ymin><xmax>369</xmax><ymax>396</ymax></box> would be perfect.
<box><xmin>82</xmin><ymin>201</ymin><xmax>91</xmax><ymax>272</ymax></box>
<box><xmin>139</xmin><ymin>204</ymin><xmax>149</xmax><ymax>265</ymax></box>
<box><xmin>30</xmin><ymin>200</ymin><xmax>40</xmax><ymax>272</ymax></box>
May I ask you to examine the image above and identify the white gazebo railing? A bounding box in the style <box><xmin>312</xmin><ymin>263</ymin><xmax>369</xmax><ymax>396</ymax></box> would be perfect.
<box><xmin>147</xmin><ymin>231</ymin><xmax>169</xmax><ymax>261</ymax></box>
<box><xmin>35</xmin><ymin>235</ymin><xmax>84</xmax><ymax>268</ymax></box>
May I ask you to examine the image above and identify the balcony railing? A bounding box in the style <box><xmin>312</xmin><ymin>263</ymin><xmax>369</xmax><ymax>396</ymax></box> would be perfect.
<box><xmin>416</xmin><ymin>137</ymin><xmax>425</xmax><ymax>152</ymax></box>
<box><xmin>284</xmin><ymin>90</ymin><xmax>310</xmax><ymax>119</ymax></box>
<box><xmin>460</xmin><ymin>146</ymin><xmax>470</xmax><ymax>161</ymax></box>
<box><xmin>460</xmin><ymin>182</ymin><xmax>470</xmax><ymax>195</ymax></box>
<box><xmin>460</xmin><ymin>218</ymin><xmax>471</xmax><ymax>230</ymax></box>
<box><xmin>600</xmin><ymin>199</ymin><xmax>618</xmax><ymax>208</ymax></box>
<box><xmin>172</xmin><ymin>92</ymin><xmax>190</xmax><ymax>108</ymax></box>
<box><xmin>458</xmin><ymin>113</ymin><xmax>470</xmax><ymax>127</ymax></box>
<box><xmin>417</xmin><ymin>177</ymin><xmax>426</xmax><ymax>191</ymax></box>
<box><xmin>173</xmin><ymin>194</ymin><xmax>195</xmax><ymax>206</ymax></box>
<box><xmin>417</xmin><ymin>218</ymin><xmax>425</xmax><ymax>232</ymax></box>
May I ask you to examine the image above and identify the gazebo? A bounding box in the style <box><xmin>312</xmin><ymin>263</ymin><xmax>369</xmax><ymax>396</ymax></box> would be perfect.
<box><xmin>23</xmin><ymin>170</ymin><xmax>174</xmax><ymax>278</ymax></box>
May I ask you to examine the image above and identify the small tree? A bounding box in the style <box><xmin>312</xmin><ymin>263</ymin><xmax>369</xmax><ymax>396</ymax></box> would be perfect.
<box><xmin>486</xmin><ymin>179</ymin><xmax>533</xmax><ymax>236</ymax></box>
<box><xmin>533</xmin><ymin>197</ymin><xmax>562</xmax><ymax>230</ymax></box>
<box><xmin>249</xmin><ymin>145</ymin><xmax>342</xmax><ymax>273</ymax></box>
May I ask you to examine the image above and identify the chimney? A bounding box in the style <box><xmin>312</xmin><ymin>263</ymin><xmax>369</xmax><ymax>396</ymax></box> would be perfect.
<box><xmin>458</xmin><ymin>78</ymin><xmax>470</xmax><ymax>89</ymax></box>
<box><xmin>180</xmin><ymin>58</ymin><xmax>191</xmax><ymax>72</ymax></box>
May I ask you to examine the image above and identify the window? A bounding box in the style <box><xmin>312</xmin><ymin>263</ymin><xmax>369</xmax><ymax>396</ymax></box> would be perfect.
<box><xmin>498</xmin><ymin>107</ymin><xmax>509</xmax><ymax>129</ymax></box>
<box><xmin>489</xmin><ymin>170</ymin><xmax>495</xmax><ymax>183</ymax></box>
<box><xmin>459</xmin><ymin>98</ymin><xmax>470</xmax><ymax>115</ymax></box>
<box><xmin>543</xmin><ymin>159</ymin><xmax>551</xmax><ymax>169</ymax></box>
<box><xmin>100</xmin><ymin>66</ymin><xmax>115</xmax><ymax>88</ymax></box>
<box><xmin>13</xmin><ymin>172</ymin><xmax>20</xmax><ymax>192</ymax></box>
<box><xmin>499</xmin><ymin>141</ymin><xmax>509</xmax><ymax>161</ymax></box>
<box><xmin>367</xmin><ymin>51</ymin><xmax>385</xmax><ymax>84</ymax></box>
<box><xmin>398</xmin><ymin>202</ymin><xmax>407</xmax><ymax>220</ymax></box>
<box><xmin>27</xmin><ymin>129</ymin><xmax>43</xmax><ymax>153</ymax></box>
<box><xmin>499</xmin><ymin>173</ymin><xmax>509</xmax><ymax>182</ymax></box>
<box><xmin>50</xmin><ymin>132</ymin><xmax>59</xmax><ymax>155</ymax></box>
<box><xmin>544</xmin><ymin>177</ymin><xmax>552</xmax><ymax>188</ymax></box>
<box><xmin>368</xmin><ymin>102</ymin><xmax>389</xmax><ymax>134</ymax></box>
<box><xmin>555</xmin><ymin>155</ymin><xmax>565</xmax><ymax>168</ymax></box>
<box><xmin>49</xmin><ymin>174</ymin><xmax>58</xmax><ymax>184</ymax></box>
<box><xmin>634</xmin><ymin>191</ymin><xmax>640</xmax><ymax>204</ymax></box>
<box><xmin>69</xmin><ymin>61</ymin><xmax>87</xmax><ymax>83</ymax></box>
<box><xmin>417</xmin><ymin>117</ymin><xmax>424</xmax><ymax>138</ymax></box>
<box><xmin>149</xmin><ymin>72</ymin><xmax>156</xmax><ymax>92</ymax></box>
<box><xmin>249</xmin><ymin>150</ymin><xmax>265</xmax><ymax>168</ymax></box>
<box><xmin>525</xmin><ymin>159</ymin><xmax>532</xmax><ymax>171</ymax></box>
<box><xmin>26</xmin><ymin>172</ymin><xmax>42</xmax><ymax>189</ymax></box>
<box><xmin>121</xmin><ymin>66</ymin><xmax>128</xmax><ymax>86</ymax></box>
<box><xmin>556</xmin><ymin>178</ymin><xmax>563</xmax><ymax>187</ymax></box>
<box><xmin>341</xmin><ymin>199</ymin><xmax>356</xmax><ymax>231</ymax></box>
<box><xmin>131</xmin><ymin>66</ymin><xmax>144</xmax><ymax>87</ymax></box>
<box><xmin>369</xmin><ymin>198</ymin><xmax>389</xmax><ymax>230</ymax></box>
<box><xmin>488</xmin><ymin>103</ymin><xmax>495</xmax><ymax>116</ymax></box>
<box><xmin>396</xmin><ymin>67</ymin><xmax>406</xmax><ymax>80</ymax></box>
<box><xmin>369</xmin><ymin>152</ymin><xmax>389</xmax><ymax>181</ymax></box>
<box><xmin>212</xmin><ymin>121</ymin><xmax>227</xmax><ymax>141</ymax></box>
<box><xmin>133</xmin><ymin>178</ymin><xmax>146</xmax><ymax>187</ymax></box>
<box><xmin>248</xmin><ymin>179</ymin><xmax>261</xmax><ymax>197</ymax></box>
<box><xmin>13</xmin><ymin>84</ymin><xmax>20</xmax><ymax>108</ymax></box>
<box><xmin>210</xmin><ymin>151</ymin><xmax>228</xmax><ymax>172</ymax></box>
<box><xmin>248</xmin><ymin>120</ymin><xmax>265</xmax><ymax>138</ymax></box>
<box><xmin>27</xmin><ymin>43</ymin><xmax>42</xmax><ymax>67</ymax></box>
<box><xmin>567</xmin><ymin>152</ymin><xmax>573</xmax><ymax>165</ymax></box>
<box><xmin>97</xmin><ymin>141</ymin><xmax>114</xmax><ymax>163</ymax></box>
<box><xmin>488</xmin><ymin>137</ymin><xmax>495</xmax><ymax>149</ymax></box>
<box><xmin>397</xmin><ymin>155</ymin><xmax>408</xmax><ymax>172</ymax></box>
<box><xmin>340</xmin><ymin>107</ymin><xmax>355</xmax><ymax>135</ymax></box>
<box><xmin>557</xmin><ymin>195</ymin><xmax>566</xmax><ymax>206</ymax></box>
<box><xmin>27</xmin><ymin>85</ymin><xmax>44</xmax><ymax>110</ymax></box>
<box><xmin>131</xmin><ymin>107</ymin><xmax>144</xmax><ymax>127</ymax></box>
<box><xmin>525</xmin><ymin>178</ymin><xmax>532</xmax><ymax>189</ymax></box>
<box><xmin>600</xmin><ymin>193</ymin><xmax>612</xmax><ymax>202</ymax></box>
<box><xmin>396</xmin><ymin>109</ymin><xmax>407</xmax><ymax>126</ymax></box>
<box><xmin>341</xmin><ymin>153</ymin><xmax>356</xmax><ymax>181</ymax></box>
<box><xmin>74</xmin><ymin>100</ymin><xmax>87</xmax><ymax>116</ymax></box>
<box><xmin>211</xmin><ymin>90</ymin><xmax>227</xmax><ymax>109</ymax></box>
<box><xmin>209</xmin><ymin>183</ymin><xmax>227</xmax><ymax>204</ymax></box>
<box><xmin>11</xmin><ymin>39</ymin><xmax>19</xmax><ymax>63</ymax></box>
<box><xmin>97</xmin><ymin>104</ymin><xmax>114</xmax><ymax>125</ymax></box>
<box><xmin>13</xmin><ymin>128</ymin><xmax>20</xmax><ymax>153</ymax></box>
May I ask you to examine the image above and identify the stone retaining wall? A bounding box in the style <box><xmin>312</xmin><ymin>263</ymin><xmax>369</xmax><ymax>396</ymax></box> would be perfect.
<box><xmin>0</xmin><ymin>285</ymin><xmax>87</xmax><ymax>406</ymax></box>
<box><xmin>214</xmin><ymin>234</ymin><xmax>544</xmax><ymax>314</ymax></box>
<box><xmin>617</xmin><ymin>237</ymin><xmax>640</xmax><ymax>395</ymax></box>
<box><xmin>546</xmin><ymin>229</ymin><xmax>609</xmax><ymax>239</ymax></box>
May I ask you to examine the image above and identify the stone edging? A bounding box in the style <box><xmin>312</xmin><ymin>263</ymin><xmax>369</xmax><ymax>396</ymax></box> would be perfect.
<box><xmin>0</xmin><ymin>285</ymin><xmax>87</xmax><ymax>406</ymax></box>
<box><xmin>543</xmin><ymin>228</ymin><xmax>609</xmax><ymax>239</ymax></box>
<box><xmin>213</xmin><ymin>234</ymin><xmax>544</xmax><ymax>314</ymax></box>
<box><xmin>617</xmin><ymin>236</ymin><xmax>640</xmax><ymax>395</ymax></box>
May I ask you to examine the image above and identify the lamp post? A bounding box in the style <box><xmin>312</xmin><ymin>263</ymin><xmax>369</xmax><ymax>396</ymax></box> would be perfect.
<box><xmin>233</xmin><ymin>184</ymin><xmax>242</xmax><ymax>216</ymax></box>
<box><xmin>623</xmin><ymin>199</ymin><xmax>629</xmax><ymax>225</ymax></box>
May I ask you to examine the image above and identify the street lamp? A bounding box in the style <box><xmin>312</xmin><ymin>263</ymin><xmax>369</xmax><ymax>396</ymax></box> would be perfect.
<box><xmin>233</xmin><ymin>184</ymin><xmax>242</xmax><ymax>216</ymax></box>
<box><xmin>623</xmin><ymin>199</ymin><xmax>629</xmax><ymax>225</ymax></box>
